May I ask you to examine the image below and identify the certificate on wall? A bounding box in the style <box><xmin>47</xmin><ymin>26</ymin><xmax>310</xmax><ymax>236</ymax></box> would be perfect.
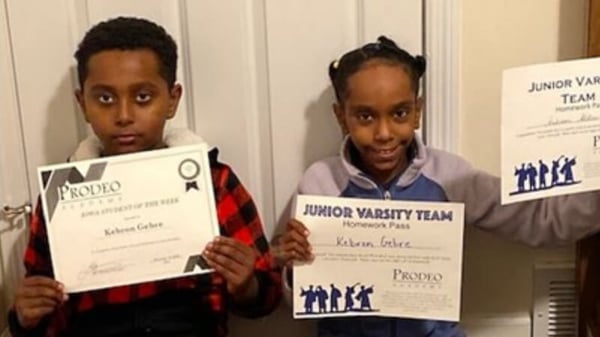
<box><xmin>292</xmin><ymin>195</ymin><xmax>465</xmax><ymax>321</ymax></box>
<box><xmin>501</xmin><ymin>57</ymin><xmax>600</xmax><ymax>204</ymax></box>
<box><xmin>37</xmin><ymin>144</ymin><xmax>219</xmax><ymax>293</ymax></box>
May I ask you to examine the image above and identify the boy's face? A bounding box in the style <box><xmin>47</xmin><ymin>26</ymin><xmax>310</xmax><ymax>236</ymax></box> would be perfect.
<box><xmin>76</xmin><ymin>49</ymin><xmax>181</xmax><ymax>156</ymax></box>
<box><xmin>334</xmin><ymin>61</ymin><xmax>422</xmax><ymax>185</ymax></box>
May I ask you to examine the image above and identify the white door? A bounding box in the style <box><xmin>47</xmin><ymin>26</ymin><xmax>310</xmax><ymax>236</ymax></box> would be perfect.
<box><xmin>0</xmin><ymin>1</ymin><xmax>31</xmax><ymax>332</ymax></box>
<box><xmin>0</xmin><ymin>1</ymin><xmax>423</xmax><ymax>336</ymax></box>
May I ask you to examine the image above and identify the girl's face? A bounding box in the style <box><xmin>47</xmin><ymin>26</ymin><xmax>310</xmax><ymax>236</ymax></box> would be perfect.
<box><xmin>334</xmin><ymin>61</ymin><xmax>422</xmax><ymax>185</ymax></box>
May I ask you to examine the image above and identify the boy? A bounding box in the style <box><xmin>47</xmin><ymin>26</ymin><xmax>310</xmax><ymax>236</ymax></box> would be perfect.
<box><xmin>9</xmin><ymin>17</ymin><xmax>280</xmax><ymax>337</ymax></box>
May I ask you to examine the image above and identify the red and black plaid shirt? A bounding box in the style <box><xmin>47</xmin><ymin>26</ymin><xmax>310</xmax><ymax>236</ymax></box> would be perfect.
<box><xmin>9</xmin><ymin>149</ymin><xmax>281</xmax><ymax>337</ymax></box>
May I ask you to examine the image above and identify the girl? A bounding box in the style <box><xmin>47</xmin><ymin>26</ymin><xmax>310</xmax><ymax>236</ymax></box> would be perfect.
<box><xmin>275</xmin><ymin>36</ymin><xmax>600</xmax><ymax>337</ymax></box>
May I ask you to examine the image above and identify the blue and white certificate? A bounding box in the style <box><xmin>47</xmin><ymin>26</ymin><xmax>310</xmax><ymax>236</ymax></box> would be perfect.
<box><xmin>37</xmin><ymin>144</ymin><xmax>219</xmax><ymax>293</ymax></box>
<box><xmin>292</xmin><ymin>195</ymin><xmax>464</xmax><ymax>321</ymax></box>
<box><xmin>501</xmin><ymin>57</ymin><xmax>600</xmax><ymax>204</ymax></box>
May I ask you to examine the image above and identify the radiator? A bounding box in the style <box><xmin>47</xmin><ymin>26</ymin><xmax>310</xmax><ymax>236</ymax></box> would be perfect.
<box><xmin>532</xmin><ymin>262</ymin><xmax>578</xmax><ymax>337</ymax></box>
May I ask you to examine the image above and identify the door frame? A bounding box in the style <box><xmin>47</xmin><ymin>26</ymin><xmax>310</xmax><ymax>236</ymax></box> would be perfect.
<box><xmin>424</xmin><ymin>0</ymin><xmax>460</xmax><ymax>153</ymax></box>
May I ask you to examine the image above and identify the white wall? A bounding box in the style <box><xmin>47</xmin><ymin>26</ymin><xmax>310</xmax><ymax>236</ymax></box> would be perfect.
<box><xmin>459</xmin><ymin>0</ymin><xmax>587</xmax><ymax>318</ymax></box>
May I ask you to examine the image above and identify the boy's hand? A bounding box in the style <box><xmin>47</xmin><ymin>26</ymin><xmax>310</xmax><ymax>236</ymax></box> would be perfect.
<box><xmin>14</xmin><ymin>276</ymin><xmax>67</xmax><ymax>329</ymax></box>
<box><xmin>275</xmin><ymin>219</ymin><xmax>313</xmax><ymax>266</ymax></box>
<box><xmin>204</xmin><ymin>237</ymin><xmax>258</xmax><ymax>302</ymax></box>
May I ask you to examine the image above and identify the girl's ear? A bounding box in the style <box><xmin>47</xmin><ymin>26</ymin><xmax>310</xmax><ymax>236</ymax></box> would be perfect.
<box><xmin>333</xmin><ymin>103</ymin><xmax>349</xmax><ymax>135</ymax></box>
<box><xmin>413</xmin><ymin>96</ymin><xmax>424</xmax><ymax>130</ymax></box>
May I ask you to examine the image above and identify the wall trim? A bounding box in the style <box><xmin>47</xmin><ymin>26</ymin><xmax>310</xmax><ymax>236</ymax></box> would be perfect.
<box><xmin>66</xmin><ymin>0</ymin><xmax>92</xmax><ymax>140</ymax></box>
<box><xmin>179</xmin><ymin>0</ymin><xmax>196</xmax><ymax>132</ymax></box>
<box><xmin>424</xmin><ymin>0</ymin><xmax>460</xmax><ymax>153</ymax></box>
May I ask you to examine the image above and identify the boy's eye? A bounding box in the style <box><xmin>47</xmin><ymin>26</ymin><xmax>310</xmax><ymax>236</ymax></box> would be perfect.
<box><xmin>98</xmin><ymin>93</ymin><xmax>114</xmax><ymax>104</ymax></box>
<box><xmin>136</xmin><ymin>92</ymin><xmax>152</xmax><ymax>103</ymax></box>
<box><xmin>356</xmin><ymin>112</ymin><xmax>373</xmax><ymax>122</ymax></box>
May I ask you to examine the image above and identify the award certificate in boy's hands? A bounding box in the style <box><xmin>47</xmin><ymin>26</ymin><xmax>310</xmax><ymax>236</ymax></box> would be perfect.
<box><xmin>37</xmin><ymin>144</ymin><xmax>219</xmax><ymax>292</ymax></box>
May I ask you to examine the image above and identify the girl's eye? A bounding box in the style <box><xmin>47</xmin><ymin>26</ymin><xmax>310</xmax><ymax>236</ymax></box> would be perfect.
<box><xmin>136</xmin><ymin>92</ymin><xmax>152</xmax><ymax>103</ymax></box>
<box><xmin>98</xmin><ymin>94</ymin><xmax>114</xmax><ymax>104</ymax></box>
<box><xmin>394</xmin><ymin>109</ymin><xmax>410</xmax><ymax>119</ymax></box>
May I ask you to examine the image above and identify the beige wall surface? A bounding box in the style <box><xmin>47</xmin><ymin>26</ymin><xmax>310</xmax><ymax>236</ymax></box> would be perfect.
<box><xmin>459</xmin><ymin>0</ymin><xmax>587</xmax><ymax>317</ymax></box>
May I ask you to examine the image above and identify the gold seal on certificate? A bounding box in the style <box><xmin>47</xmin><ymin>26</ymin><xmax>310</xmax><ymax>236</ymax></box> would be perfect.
<box><xmin>37</xmin><ymin>144</ymin><xmax>219</xmax><ymax>293</ymax></box>
<box><xmin>292</xmin><ymin>195</ymin><xmax>464</xmax><ymax>321</ymax></box>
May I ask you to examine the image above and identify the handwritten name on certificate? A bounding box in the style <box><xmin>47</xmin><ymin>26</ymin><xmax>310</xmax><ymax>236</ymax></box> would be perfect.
<box><xmin>501</xmin><ymin>57</ymin><xmax>600</xmax><ymax>204</ymax></box>
<box><xmin>37</xmin><ymin>144</ymin><xmax>219</xmax><ymax>293</ymax></box>
<box><xmin>292</xmin><ymin>195</ymin><xmax>465</xmax><ymax>321</ymax></box>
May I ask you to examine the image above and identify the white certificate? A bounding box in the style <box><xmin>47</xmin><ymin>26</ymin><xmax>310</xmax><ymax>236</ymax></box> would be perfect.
<box><xmin>292</xmin><ymin>195</ymin><xmax>464</xmax><ymax>321</ymax></box>
<box><xmin>37</xmin><ymin>144</ymin><xmax>219</xmax><ymax>293</ymax></box>
<box><xmin>501</xmin><ymin>57</ymin><xmax>600</xmax><ymax>204</ymax></box>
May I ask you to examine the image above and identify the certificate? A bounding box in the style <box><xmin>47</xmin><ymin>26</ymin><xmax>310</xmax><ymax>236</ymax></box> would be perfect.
<box><xmin>292</xmin><ymin>195</ymin><xmax>464</xmax><ymax>321</ymax></box>
<box><xmin>501</xmin><ymin>57</ymin><xmax>600</xmax><ymax>204</ymax></box>
<box><xmin>37</xmin><ymin>144</ymin><xmax>219</xmax><ymax>292</ymax></box>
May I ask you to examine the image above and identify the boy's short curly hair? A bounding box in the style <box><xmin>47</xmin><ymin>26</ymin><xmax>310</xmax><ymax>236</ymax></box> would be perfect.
<box><xmin>74</xmin><ymin>16</ymin><xmax>178</xmax><ymax>88</ymax></box>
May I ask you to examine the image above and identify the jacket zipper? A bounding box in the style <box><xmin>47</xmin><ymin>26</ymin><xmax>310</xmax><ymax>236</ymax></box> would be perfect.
<box><xmin>383</xmin><ymin>190</ymin><xmax>391</xmax><ymax>200</ymax></box>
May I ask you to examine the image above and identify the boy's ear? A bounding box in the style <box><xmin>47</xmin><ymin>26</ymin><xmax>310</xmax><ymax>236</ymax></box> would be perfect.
<box><xmin>333</xmin><ymin>103</ymin><xmax>348</xmax><ymax>135</ymax></box>
<box><xmin>75</xmin><ymin>89</ymin><xmax>90</xmax><ymax>123</ymax></box>
<box><xmin>166</xmin><ymin>84</ymin><xmax>183</xmax><ymax>120</ymax></box>
<box><xmin>413</xmin><ymin>96</ymin><xmax>424</xmax><ymax>130</ymax></box>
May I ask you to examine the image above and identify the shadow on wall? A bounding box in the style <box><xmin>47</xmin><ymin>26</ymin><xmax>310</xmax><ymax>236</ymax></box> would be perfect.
<box><xmin>557</xmin><ymin>0</ymin><xmax>587</xmax><ymax>60</ymax></box>
<box><xmin>460</xmin><ymin>225</ymin><xmax>538</xmax><ymax>314</ymax></box>
<box><xmin>303</xmin><ymin>86</ymin><xmax>344</xmax><ymax>169</ymax></box>
<box><xmin>44</xmin><ymin>70</ymin><xmax>88</xmax><ymax>165</ymax></box>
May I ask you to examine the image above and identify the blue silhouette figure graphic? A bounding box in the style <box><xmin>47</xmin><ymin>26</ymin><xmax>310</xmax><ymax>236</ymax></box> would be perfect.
<box><xmin>329</xmin><ymin>284</ymin><xmax>342</xmax><ymax>312</ymax></box>
<box><xmin>538</xmin><ymin>160</ymin><xmax>549</xmax><ymax>189</ymax></box>
<box><xmin>526</xmin><ymin>163</ymin><xmax>537</xmax><ymax>191</ymax></box>
<box><xmin>355</xmin><ymin>285</ymin><xmax>374</xmax><ymax>311</ymax></box>
<box><xmin>344</xmin><ymin>283</ymin><xmax>358</xmax><ymax>311</ymax></box>
<box><xmin>551</xmin><ymin>156</ymin><xmax>563</xmax><ymax>186</ymax></box>
<box><xmin>316</xmin><ymin>286</ymin><xmax>329</xmax><ymax>313</ymax></box>
<box><xmin>560</xmin><ymin>156</ymin><xmax>576</xmax><ymax>183</ymax></box>
<box><xmin>511</xmin><ymin>154</ymin><xmax>579</xmax><ymax>196</ymax></box>
<box><xmin>300</xmin><ymin>285</ymin><xmax>317</xmax><ymax>313</ymax></box>
<box><xmin>514</xmin><ymin>163</ymin><xmax>527</xmax><ymax>192</ymax></box>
